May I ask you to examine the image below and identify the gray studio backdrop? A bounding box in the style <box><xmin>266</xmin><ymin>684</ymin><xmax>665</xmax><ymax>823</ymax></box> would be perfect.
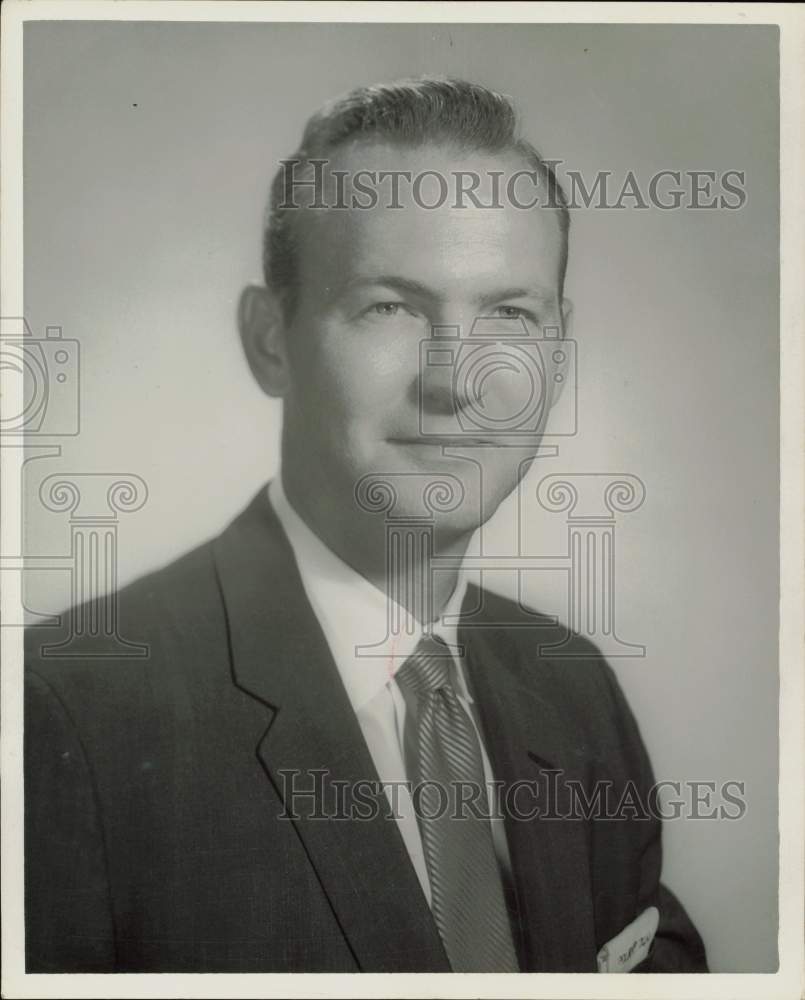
<box><xmin>21</xmin><ymin>22</ymin><xmax>778</xmax><ymax>972</ymax></box>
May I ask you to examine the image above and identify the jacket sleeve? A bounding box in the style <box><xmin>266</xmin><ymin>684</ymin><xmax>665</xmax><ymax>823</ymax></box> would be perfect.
<box><xmin>25</xmin><ymin>669</ymin><xmax>117</xmax><ymax>971</ymax></box>
<box><xmin>599</xmin><ymin>663</ymin><xmax>709</xmax><ymax>973</ymax></box>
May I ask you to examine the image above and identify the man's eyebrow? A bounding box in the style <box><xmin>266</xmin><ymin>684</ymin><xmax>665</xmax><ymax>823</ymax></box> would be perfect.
<box><xmin>476</xmin><ymin>287</ymin><xmax>556</xmax><ymax>308</ymax></box>
<box><xmin>342</xmin><ymin>275</ymin><xmax>438</xmax><ymax>299</ymax></box>
<box><xmin>341</xmin><ymin>276</ymin><xmax>556</xmax><ymax>306</ymax></box>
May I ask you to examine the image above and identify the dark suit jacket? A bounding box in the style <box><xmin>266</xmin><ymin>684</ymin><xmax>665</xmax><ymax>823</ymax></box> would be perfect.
<box><xmin>25</xmin><ymin>486</ymin><xmax>707</xmax><ymax>973</ymax></box>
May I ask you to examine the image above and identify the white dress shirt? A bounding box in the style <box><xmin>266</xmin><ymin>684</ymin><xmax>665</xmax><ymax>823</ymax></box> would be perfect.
<box><xmin>268</xmin><ymin>477</ymin><xmax>512</xmax><ymax>906</ymax></box>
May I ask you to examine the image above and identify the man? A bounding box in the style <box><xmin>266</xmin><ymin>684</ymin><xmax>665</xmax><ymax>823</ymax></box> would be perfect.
<box><xmin>24</xmin><ymin>78</ymin><xmax>707</xmax><ymax>973</ymax></box>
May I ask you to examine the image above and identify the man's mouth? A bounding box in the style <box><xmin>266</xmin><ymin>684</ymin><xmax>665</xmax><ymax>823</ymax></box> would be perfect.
<box><xmin>389</xmin><ymin>436</ymin><xmax>499</xmax><ymax>447</ymax></box>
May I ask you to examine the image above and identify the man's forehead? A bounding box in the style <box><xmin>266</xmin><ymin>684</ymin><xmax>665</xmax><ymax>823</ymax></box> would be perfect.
<box><xmin>295</xmin><ymin>217</ymin><xmax>562</xmax><ymax>312</ymax></box>
<box><xmin>283</xmin><ymin>138</ymin><xmax>565</xmax><ymax>301</ymax></box>
<box><xmin>292</xmin><ymin>142</ymin><xmax>560</xmax><ymax>238</ymax></box>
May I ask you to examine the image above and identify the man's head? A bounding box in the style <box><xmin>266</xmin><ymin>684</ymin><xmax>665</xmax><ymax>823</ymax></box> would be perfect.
<box><xmin>240</xmin><ymin>77</ymin><xmax>571</xmax><ymax>568</ymax></box>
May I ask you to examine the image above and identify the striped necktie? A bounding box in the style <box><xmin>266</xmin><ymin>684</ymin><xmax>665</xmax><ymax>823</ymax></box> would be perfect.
<box><xmin>395</xmin><ymin>633</ymin><xmax>520</xmax><ymax>972</ymax></box>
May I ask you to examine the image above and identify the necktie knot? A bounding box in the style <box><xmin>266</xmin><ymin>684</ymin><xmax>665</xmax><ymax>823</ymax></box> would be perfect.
<box><xmin>395</xmin><ymin>633</ymin><xmax>453</xmax><ymax>699</ymax></box>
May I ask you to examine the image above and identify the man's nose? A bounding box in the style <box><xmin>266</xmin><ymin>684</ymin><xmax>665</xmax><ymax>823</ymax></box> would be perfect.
<box><xmin>417</xmin><ymin>376</ymin><xmax>460</xmax><ymax>417</ymax></box>
<box><xmin>415</xmin><ymin>332</ymin><xmax>474</xmax><ymax>418</ymax></box>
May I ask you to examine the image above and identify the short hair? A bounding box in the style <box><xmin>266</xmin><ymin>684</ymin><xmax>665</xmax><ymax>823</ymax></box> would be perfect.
<box><xmin>263</xmin><ymin>77</ymin><xmax>570</xmax><ymax>318</ymax></box>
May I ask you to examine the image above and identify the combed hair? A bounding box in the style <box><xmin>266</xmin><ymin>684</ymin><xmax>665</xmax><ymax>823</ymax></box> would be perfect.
<box><xmin>264</xmin><ymin>77</ymin><xmax>570</xmax><ymax>317</ymax></box>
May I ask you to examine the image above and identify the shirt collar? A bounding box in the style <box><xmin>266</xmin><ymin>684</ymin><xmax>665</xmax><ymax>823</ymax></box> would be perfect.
<box><xmin>268</xmin><ymin>477</ymin><xmax>471</xmax><ymax>712</ymax></box>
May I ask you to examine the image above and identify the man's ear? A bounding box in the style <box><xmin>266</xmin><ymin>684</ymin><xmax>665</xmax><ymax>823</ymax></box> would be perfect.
<box><xmin>238</xmin><ymin>284</ymin><xmax>292</xmax><ymax>397</ymax></box>
<box><xmin>549</xmin><ymin>297</ymin><xmax>573</xmax><ymax>408</ymax></box>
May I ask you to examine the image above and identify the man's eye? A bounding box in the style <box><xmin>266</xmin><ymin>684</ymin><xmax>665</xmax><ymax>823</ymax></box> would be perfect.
<box><xmin>372</xmin><ymin>302</ymin><xmax>403</xmax><ymax>317</ymax></box>
<box><xmin>496</xmin><ymin>305</ymin><xmax>526</xmax><ymax>320</ymax></box>
<box><xmin>356</xmin><ymin>301</ymin><xmax>421</xmax><ymax>324</ymax></box>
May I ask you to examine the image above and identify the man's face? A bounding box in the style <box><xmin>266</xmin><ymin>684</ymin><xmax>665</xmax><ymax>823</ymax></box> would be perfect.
<box><xmin>275</xmin><ymin>142</ymin><xmax>568</xmax><ymax>544</ymax></box>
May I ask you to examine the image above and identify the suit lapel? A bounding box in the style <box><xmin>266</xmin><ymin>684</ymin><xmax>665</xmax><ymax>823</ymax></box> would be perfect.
<box><xmin>212</xmin><ymin>488</ymin><xmax>449</xmax><ymax>972</ymax></box>
<box><xmin>460</xmin><ymin>589</ymin><xmax>598</xmax><ymax>972</ymax></box>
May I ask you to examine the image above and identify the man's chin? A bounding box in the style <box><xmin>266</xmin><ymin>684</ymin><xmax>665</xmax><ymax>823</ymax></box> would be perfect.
<box><xmin>343</xmin><ymin>440</ymin><xmax>524</xmax><ymax>537</ymax></box>
<box><xmin>356</xmin><ymin>474</ymin><xmax>487</xmax><ymax>537</ymax></box>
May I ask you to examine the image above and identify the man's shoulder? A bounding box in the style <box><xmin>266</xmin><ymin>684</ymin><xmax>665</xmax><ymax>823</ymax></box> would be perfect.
<box><xmin>25</xmin><ymin>486</ymin><xmax>276</xmax><ymax>667</ymax></box>
<box><xmin>466</xmin><ymin>584</ymin><xmax>610</xmax><ymax>669</ymax></box>
<box><xmin>26</xmin><ymin>536</ymin><xmax>217</xmax><ymax>658</ymax></box>
<box><xmin>23</xmin><ymin>527</ymin><xmax>244</xmax><ymax>730</ymax></box>
<box><xmin>466</xmin><ymin>584</ymin><xmax>625</xmax><ymax>720</ymax></box>
<box><xmin>23</xmin><ymin>484</ymin><xmax>290</xmax><ymax>704</ymax></box>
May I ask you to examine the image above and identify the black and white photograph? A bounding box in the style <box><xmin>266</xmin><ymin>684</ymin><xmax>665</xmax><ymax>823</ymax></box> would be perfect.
<box><xmin>1</xmin><ymin>3</ymin><xmax>802</xmax><ymax>998</ymax></box>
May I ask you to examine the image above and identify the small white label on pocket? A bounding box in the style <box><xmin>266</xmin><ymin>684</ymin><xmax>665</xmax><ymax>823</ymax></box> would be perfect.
<box><xmin>597</xmin><ymin>906</ymin><xmax>660</xmax><ymax>973</ymax></box>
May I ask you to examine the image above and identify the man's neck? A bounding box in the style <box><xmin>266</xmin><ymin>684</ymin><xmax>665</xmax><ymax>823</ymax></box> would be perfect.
<box><xmin>279</xmin><ymin>474</ymin><xmax>473</xmax><ymax>624</ymax></box>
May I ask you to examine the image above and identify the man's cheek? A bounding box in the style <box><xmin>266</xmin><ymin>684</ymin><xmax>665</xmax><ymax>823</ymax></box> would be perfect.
<box><xmin>332</xmin><ymin>364</ymin><xmax>400</xmax><ymax>414</ymax></box>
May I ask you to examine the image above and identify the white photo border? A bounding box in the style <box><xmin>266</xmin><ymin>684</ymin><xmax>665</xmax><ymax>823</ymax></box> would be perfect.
<box><xmin>2</xmin><ymin>3</ymin><xmax>802</xmax><ymax>999</ymax></box>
